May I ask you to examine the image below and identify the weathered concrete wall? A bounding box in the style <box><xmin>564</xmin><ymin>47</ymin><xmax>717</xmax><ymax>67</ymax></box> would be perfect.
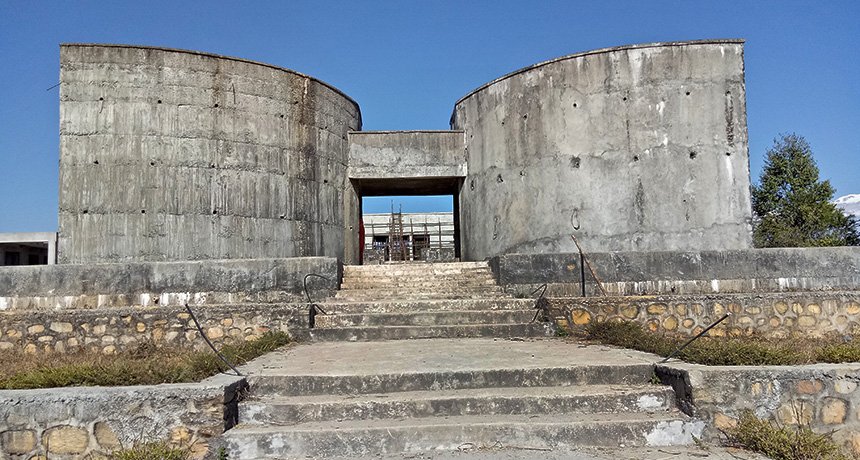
<box><xmin>58</xmin><ymin>44</ymin><xmax>361</xmax><ymax>263</ymax></box>
<box><xmin>452</xmin><ymin>40</ymin><xmax>752</xmax><ymax>260</ymax></box>
<box><xmin>0</xmin><ymin>373</ymin><xmax>244</xmax><ymax>459</ymax></box>
<box><xmin>0</xmin><ymin>257</ymin><xmax>339</xmax><ymax>310</ymax></box>
<box><xmin>552</xmin><ymin>291</ymin><xmax>860</xmax><ymax>339</ymax></box>
<box><xmin>0</xmin><ymin>303</ymin><xmax>305</xmax><ymax>354</ymax></box>
<box><xmin>657</xmin><ymin>363</ymin><xmax>860</xmax><ymax>456</ymax></box>
<box><xmin>492</xmin><ymin>247</ymin><xmax>860</xmax><ymax>296</ymax></box>
<box><xmin>348</xmin><ymin>131</ymin><xmax>466</xmax><ymax>180</ymax></box>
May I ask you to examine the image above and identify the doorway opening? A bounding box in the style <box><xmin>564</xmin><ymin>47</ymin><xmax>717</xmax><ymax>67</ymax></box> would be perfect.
<box><xmin>353</xmin><ymin>178</ymin><xmax>463</xmax><ymax>265</ymax></box>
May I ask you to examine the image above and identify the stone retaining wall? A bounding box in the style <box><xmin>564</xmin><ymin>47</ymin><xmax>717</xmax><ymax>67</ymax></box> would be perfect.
<box><xmin>550</xmin><ymin>291</ymin><xmax>860</xmax><ymax>338</ymax></box>
<box><xmin>657</xmin><ymin>362</ymin><xmax>860</xmax><ymax>456</ymax></box>
<box><xmin>492</xmin><ymin>247</ymin><xmax>860</xmax><ymax>296</ymax></box>
<box><xmin>0</xmin><ymin>373</ymin><xmax>245</xmax><ymax>459</ymax></box>
<box><xmin>0</xmin><ymin>257</ymin><xmax>339</xmax><ymax>311</ymax></box>
<box><xmin>0</xmin><ymin>304</ymin><xmax>307</xmax><ymax>354</ymax></box>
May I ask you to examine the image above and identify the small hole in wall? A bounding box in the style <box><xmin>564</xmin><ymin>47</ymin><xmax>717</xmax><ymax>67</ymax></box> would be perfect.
<box><xmin>82</xmin><ymin>209</ymin><xmax>88</xmax><ymax>214</ymax></box>
<box><xmin>573</xmin><ymin>103</ymin><xmax>578</xmax><ymax>108</ymax></box>
<box><xmin>633</xmin><ymin>155</ymin><xmax>639</xmax><ymax>162</ymax></box>
<box><xmin>209</xmin><ymin>163</ymin><xmax>216</xmax><ymax>168</ymax></box>
<box><xmin>279</xmin><ymin>114</ymin><xmax>285</xmax><ymax>119</ymax></box>
<box><xmin>214</xmin><ymin>103</ymin><xmax>219</xmax><ymax>108</ymax></box>
<box><xmin>497</xmin><ymin>174</ymin><xmax>504</xmax><ymax>183</ymax></box>
<box><xmin>501</xmin><ymin>121</ymin><xmax>505</xmax><ymax>126</ymax></box>
<box><xmin>470</xmin><ymin>179</ymin><xmax>475</xmax><ymax>191</ymax></box>
<box><xmin>213</xmin><ymin>209</ymin><xmax>218</xmax><ymax>215</ymax></box>
<box><xmin>623</xmin><ymin>97</ymin><xmax>628</xmax><ymax>101</ymax></box>
<box><xmin>571</xmin><ymin>156</ymin><xmax>581</xmax><ymax>168</ymax></box>
<box><xmin>725</xmin><ymin>152</ymin><xmax>732</xmax><ymax>156</ymax></box>
<box><xmin>685</xmin><ymin>91</ymin><xmax>691</xmax><ymax>96</ymax></box>
<box><xmin>93</xmin><ymin>160</ymin><xmax>99</xmax><ymax>165</ymax></box>
<box><xmin>279</xmin><ymin>214</ymin><xmax>286</xmax><ymax>219</ymax></box>
<box><xmin>150</xmin><ymin>161</ymin><xmax>155</xmax><ymax>166</ymax></box>
<box><xmin>98</xmin><ymin>97</ymin><xmax>104</xmax><ymax>101</ymax></box>
<box><xmin>157</xmin><ymin>100</ymin><xmax>162</xmax><ymax>104</ymax></box>
<box><xmin>522</xmin><ymin>114</ymin><xmax>528</xmax><ymax>119</ymax></box>
<box><xmin>520</xmin><ymin>170</ymin><xmax>526</xmax><ymax>177</ymax></box>
<box><xmin>689</xmin><ymin>151</ymin><xmax>697</xmax><ymax>159</ymax></box>
<box><xmin>141</xmin><ymin>210</ymin><xmax>146</xmax><ymax>214</ymax></box>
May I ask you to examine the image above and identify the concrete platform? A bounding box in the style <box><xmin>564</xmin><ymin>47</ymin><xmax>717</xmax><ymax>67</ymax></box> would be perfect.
<box><xmin>239</xmin><ymin>338</ymin><xmax>662</xmax><ymax>378</ymax></box>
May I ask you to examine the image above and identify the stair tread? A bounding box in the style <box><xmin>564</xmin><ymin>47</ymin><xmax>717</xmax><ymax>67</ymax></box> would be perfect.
<box><xmin>228</xmin><ymin>411</ymin><xmax>689</xmax><ymax>434</ymax></box>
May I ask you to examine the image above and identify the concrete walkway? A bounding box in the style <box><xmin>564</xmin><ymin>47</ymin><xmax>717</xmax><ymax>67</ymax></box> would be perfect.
<box><xmin>239</xmin><ymin>337</ymin><xmax>662</xmax><ymax>377</ymax></box>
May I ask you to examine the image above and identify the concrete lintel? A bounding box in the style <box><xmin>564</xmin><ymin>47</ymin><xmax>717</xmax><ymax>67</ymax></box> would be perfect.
<box><xmin>348</xmin><ymin>131</ymin><xmax>466</xmax><ymax>180</ymax></box>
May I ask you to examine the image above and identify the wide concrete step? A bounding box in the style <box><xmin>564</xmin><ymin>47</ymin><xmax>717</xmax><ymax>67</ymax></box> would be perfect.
<box><xmin>334</xmin><ymin>288</ymin><xmax>507</xmax><ymax>301</ymax></box>
<box><xmin>247</xmin><ymin>363</ymin><xmax>654</xmax><ymax>397</ymax></box>
<box><xmin>340</xmin><ymin>279</ymin><xmax>498</xmax><ymax>290</ymax></box>
<box><xmin>240</xmin><ymin>385</ymin><xmax>676</xmax><ymax>425</ymax></box>
<box><xmin>314</xmin><ymin>310</ymin><xmax>537</xmax><ymax>327</ymax></box>
<box><xmin>319</xmin><ymin>298</ymin><xmax>536</xmax><ymax>314</ymax></box>
<box><xmin>342</xmin><ymin>269</ymin><xmax>494</xmax><ymax>279</ymax></box>
<box><xmin>221</xmin><ymin>412</ymin><xmax>702</xmax><ymax>458</ymax></box>
<box><xmin>308</xmin><ymin>323</ymin><xmax>555</xmax><ymax>342</ymax></box>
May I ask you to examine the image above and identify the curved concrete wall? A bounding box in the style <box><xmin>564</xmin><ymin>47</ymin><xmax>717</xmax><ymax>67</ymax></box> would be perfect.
<box><xmin>58</xmin><ymin>44</ymin><xmax>361</xmax><ymax>263</ymax></box>
<box><xmin>451</xmin><ymin>40</ymin><xmax>752</xmax><ymax>260</ymax></box>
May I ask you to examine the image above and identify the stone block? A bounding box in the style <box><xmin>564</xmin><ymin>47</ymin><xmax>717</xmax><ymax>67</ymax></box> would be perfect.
<box><xmin>94</xmin><ymin>422</ymin><xmax>121</xmax><ymax>450</ymax></box>
<box><xmin>1</xmin><ymin>429</ymin><xmax>37</xmax><ymax>454</ymax></box>
<box><xmin>49</xmin><ymin>322</ymin><xmax>74</xmax><ymax>333</ymax></box>
<box><xmin>821</xmin><ymin>397</ymin><xmax>848</xmax><ymax>424</ymax></box>
<box><xmin>44</xmin><ymin>425</ymin><xmax>90</xmax><ymax>454</ymax></box>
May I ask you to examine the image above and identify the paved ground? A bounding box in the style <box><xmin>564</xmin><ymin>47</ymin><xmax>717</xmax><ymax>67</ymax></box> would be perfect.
<box><xmin>331</xmin><ymin>445</ymin><xmax>768</xmax><ymax>460</ymax></box>
<box><xmin>239</xmin><ymin>337</ymin><xmax>661</xmax><ymax>376</ymax></box>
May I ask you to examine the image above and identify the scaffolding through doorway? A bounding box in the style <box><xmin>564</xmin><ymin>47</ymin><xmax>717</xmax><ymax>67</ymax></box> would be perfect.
<box><xmin>364</xmin><ymin>206</ymin><xmax>456</xmax><ymax>264</ymax></box>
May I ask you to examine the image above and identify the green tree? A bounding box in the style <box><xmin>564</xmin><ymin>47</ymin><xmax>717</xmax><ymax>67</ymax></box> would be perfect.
<box><xmin>751</xmin><ymin>133</ymin><xmax>859</xmax><ymax>247</ymax></box>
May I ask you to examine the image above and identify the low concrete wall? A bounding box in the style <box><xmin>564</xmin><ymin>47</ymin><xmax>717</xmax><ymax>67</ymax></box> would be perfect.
<box><xmin>657</xmin><ymin>362</ymin><xmax>860</xmax><ymax>456</ymax></box>
<box><xmin>0</xmin><ymin>304</ymin><xmax>307</xmax><ymax>354</ymax></box>
<box><xmin>0</xmin><ymin>257</ymin><xmax>339</xmax><ymax>311</ymax></box>
<box><xmin>0</xmin><ymin>373</ymin><xmax>245</xmax><ymax>459</ymax></box>
<box><xmin>492</xmin><ymin>247</ymin><xmax>860</xmax><ymax>296</ymax></box>
<box><xmin>551</xmin><ymin>291</ymin><xmax>860</xmax><ymax>339</ymax></box>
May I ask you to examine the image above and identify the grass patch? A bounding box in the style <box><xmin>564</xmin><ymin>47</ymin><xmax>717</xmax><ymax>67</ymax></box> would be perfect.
<box><xmin>724</xmin><ymin>410</ymin><xmax>849</xmax><ymax>460</ymax></box>
<box><xmin>0</xmin><ymin>331</ymin><xmax>290</xmax><ymax>390</ymax></box>
<box><xmin>111</xmin><ymin>441</ymin><xmax>191</xmax><ymax>460</ymax></box>
<box><xmin>583</xmin><ymin>320</ymin><xmax>860</xmax><ymax>365</ymax></box>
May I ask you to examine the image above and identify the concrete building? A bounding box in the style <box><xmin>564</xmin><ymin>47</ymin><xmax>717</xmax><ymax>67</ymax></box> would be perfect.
<box><xmin>0</xmin><ymin>232</ymin><xmax>57</xmax><ymax>266</ymax></box>
<box><xmin>56</xmin><ymin>40</ymin><xmax>752</xmax><ymax>264</ymax></box>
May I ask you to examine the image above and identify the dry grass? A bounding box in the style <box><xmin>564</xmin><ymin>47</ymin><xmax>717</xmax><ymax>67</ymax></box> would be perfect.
<box><xmin>110</xmin><ymin>441</ymin><xmax>191</xmax><ymax>460</ymax></box>
<box><xmin>0</xmin><ymin>331</ymin><xmax>290</xmax><ymax>390</ymax></box>
<box><xmin>583</xmin><ymin>320</ymin><xmax>860</xmax><ymax>366</ymax></box>
<box><xmin>724</xmin><ymin>410</ymin><xmax>850</xmax><ymax>460</ymax></box>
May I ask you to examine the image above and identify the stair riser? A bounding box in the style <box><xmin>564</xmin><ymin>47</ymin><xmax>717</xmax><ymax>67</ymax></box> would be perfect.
<box><xmin>319</xmin><ymin>299</ymin><xmax>535</xmax><ymax>314</ymax></box>
<box><xmin>308</xmin><ymin>323</ymin><xmax>554</xmax><ymax>341</ymax></box>
<box><xmin>334</xmin><ymin>292</ymin><xmax>506</xmax><ymax>301</ymax></box>
<box><xmin>221</xmin><ymin>419</ymin><xmax>703</xmax><ymax>458</ymax></box>
<box><xmin>248</xmin><ymin>365</ymin><xmax>655</xmax><ymax>397</ymax></box>
<box><xmin>240</xmin><ymin>390</ymin><xmax>676</xmax><ymax>425</ymax></box>
<box><xmin>315</xmin><ymin>311</ymin><xmax>537</xmax><ymax>327</ymax></box>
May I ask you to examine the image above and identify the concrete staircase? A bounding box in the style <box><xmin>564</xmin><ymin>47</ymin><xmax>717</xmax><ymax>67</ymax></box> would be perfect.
<box><xmin>309</xmin><ymin>261</ymin><xmax>555</xmax><ymax>341</ymax></box>
<box><xmin>221</xmin><ymin>339</ymin><xmax>702</xmax><ymax>458</ymax></box>
<box><xmin>218</xmin><ymin>262</ymin><xmax>701</xmax><ymax>458</ymax></box>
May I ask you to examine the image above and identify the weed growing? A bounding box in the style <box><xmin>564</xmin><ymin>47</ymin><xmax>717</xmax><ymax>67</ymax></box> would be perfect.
<box><xmin>0</xmin><ymin>331</ymin><xmax>290</xmax><ymax>390</ymax></box>
<box><xmin>583</xmin><ymin>320</ymin><xmax>860</xmax><ymax>365</ymax></box>
<box><xmin>724</xmin><ymin>410</ymin><xmax>849</xmax><ymax>460</ymax></box>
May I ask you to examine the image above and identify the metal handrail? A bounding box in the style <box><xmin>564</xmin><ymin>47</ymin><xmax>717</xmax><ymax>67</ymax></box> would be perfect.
<box><xmin>184</xmin><ymin>303</ymin><xmax>242</xmax><ymax>376</ymax></box>
<box><xmin>304</xmin><ymin>273</ymin><xmax>331</xmax><ymax>329</ymax></box>
<box><xmin>658</xmin><ymin>313</ymin><xmax>732</xmax><ymax>363</ymax></box>
<box><xmin>529</xmin><ymin>283</ymin><xmax>550</xmax><ymax>323</ymax></box>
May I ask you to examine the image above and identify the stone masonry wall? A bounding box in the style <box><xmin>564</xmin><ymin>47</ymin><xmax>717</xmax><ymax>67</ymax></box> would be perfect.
<box><xmin>0</xmin><ymin>374</ymin><xmax>245</xmax><ymax>459</ymax></box>
<box><xmin>551</xmin><ymin>291</ymin><xmax>860</xmax><ymax>339</ymax></box>
<box><xmin>656</xmin><ymin>363</ymin><xmax>860</xmax><ymax>456</ymax></box>
<box><xmin>0</xmin><ymin>304</ymin><xmax>306</xmax><ymax>354</ymax></box>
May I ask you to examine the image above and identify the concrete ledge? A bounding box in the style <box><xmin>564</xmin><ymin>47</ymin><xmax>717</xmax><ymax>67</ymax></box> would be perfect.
<box><xmin>0</xmin><ymin>257</ymin><xmax>340</xmax><ymax>300</ymax></box>
<box><xmin>656</xmin><ymin>361</ymin><xmax>860</xmax><ymax>456</ymax></box>
<box><xmin>348</xmin><ymin>131</ymin><xmax>466</xmax><ymax>181</ymax></box>
<box><xmin>0</xmin><ymin>372</ymin><xmax>246</xmax><ymax>459</ymax></box>
<box><xmin>490</xmin><ymin>248</ymin><xmax>860</xmax><ymax>295</ymax></box>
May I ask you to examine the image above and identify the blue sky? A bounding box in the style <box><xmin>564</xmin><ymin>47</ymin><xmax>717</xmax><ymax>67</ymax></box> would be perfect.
<box><xmin>1</xmin><ymin>1</ymin><xmax>858</xmax><ymax>230</ymax></box>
